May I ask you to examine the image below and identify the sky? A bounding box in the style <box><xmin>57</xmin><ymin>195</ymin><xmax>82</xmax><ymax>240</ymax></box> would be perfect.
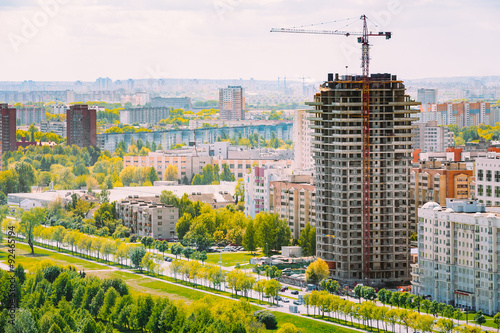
<box><xmin>0</xmin><ymin>0</ymin><xmax>499</xmax><ymax>82</ymax></box>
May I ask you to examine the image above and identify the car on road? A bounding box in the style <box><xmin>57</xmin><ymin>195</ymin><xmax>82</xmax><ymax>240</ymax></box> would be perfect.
<box><xmin>164</xmin><ymin>257</ymin><xmax>173</xmax><ymax>262</ymax></box>
<box><xmin>293</xmin><ymin>300</ymin><xmax>301</xmax><ymax>305</ymax></box>
<box><xmin>291</xmin><ymin>290</ymin><xmax>299</xmax><ymax>295</ymax></box>
<box><xmin>281</xmin><ymin>298</ymin><xmax>289</xmax><ymax>303</ymax></box>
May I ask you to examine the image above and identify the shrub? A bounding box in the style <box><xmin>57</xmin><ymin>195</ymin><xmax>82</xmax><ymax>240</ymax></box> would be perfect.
<box><xmin>130</xmin><ymin>234</ymin><xmax>138</xmax><ymax>243</ymax></box>
<box><xmin>256</xmin><ymin>311</ymin><xmax>277</xmax><ymax>329</ymax></box>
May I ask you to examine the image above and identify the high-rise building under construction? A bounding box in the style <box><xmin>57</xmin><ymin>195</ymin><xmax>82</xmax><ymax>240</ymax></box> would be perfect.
<box><xmin>307</xmin><ymin>73</ymin><xmax>419</xmax><ymax>287</ymax></box>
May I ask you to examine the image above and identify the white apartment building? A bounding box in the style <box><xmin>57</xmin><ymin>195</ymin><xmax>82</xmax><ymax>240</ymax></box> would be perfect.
<box><xmin>413</xmin><ymin>121</ymin><xmax>454</xmax><ymax>153</ymax></box>
<box><xmin>119</xmin><ymin>107</ymin><xmax>170</xmax><ymax>125</ymax></box>
<box><xmin>412</xmin><ymin>199</ymin><xmax>499</xmax><ymax>315</ymax></box>
<box><xmin>293</xmin><ymin>109</ymin><xmax>314</xmax><ymax>171</ymax></box>
<box><xmin>40</xmin><ymin>121</ymin><xmax>67</xmax><ymax>138</ymax></box>
<box><xmin>116</xmin><ymin>198</ymin><xmax>179</xmax><ymax>240</ymax></box>
<box><xmin>244</xmin><ymin>165</ymin><xmax>292</xmax><ymax>218</ymax></box>
<box><xmin>475</xmin><ymin>153</ymin><xmax>500</xmax><ymax>206</ymax></box>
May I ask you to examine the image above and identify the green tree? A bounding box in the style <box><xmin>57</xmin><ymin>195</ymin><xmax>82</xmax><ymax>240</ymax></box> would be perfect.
<box><xmin>129</xmin><ymin>246</ymin><xmax>146</xmax><ymax>269</ymax></box>
<box><xmin>235</xmin><ymin>178</ymin><xmax>244</xmax><ymax>201</ymax></box>
<box><xmin>175</xmin><ymin>213</ymin><xmax>192</xmax><ymax>240</ymax></box>
<box><xmin>299</xmin><ymin>223</ymin><xmax>316</xmax><ymax>257</ymax></box>
<box><xmin>15</xmin><ymin>161</ymin><xmax>36</xmax><ymax>193</ymax></box>
<box><xmin>170</xmin><ymin>243</ymin><xmax>184</xmax><ymax>259</ymax></box>
<box><xmin>436</xmin><ymin>318</ymin><xmax>455</xmax><ymax>333</ymax></box>
<box><xmin>147</xmin><ymin>167</ymin><xmax>159</xmax><ymax>184</ymax></box>
<box><xmin>5</xmin><ymin>309</ymin><xmax>38</xmax><ymax>333</ymax></box>
<box><xmin>493</xmin><ymin>312</ymin><xmax>500</xmax><ymax>332</ymax></box>
<box><xmin>221</xmin><ymin>163</ymin><xmax>234</xmax><ymax>181</ymax></box>
<box><xmin>243</xmin><ymin>219</ymin><xmax>256</xmax><ymax>253</ymax></box>
<box><xmin>20</xmin><ymin>207</ymin><xmax>47</xmax><ymax>254</ymax></box>
<box><xmin>475</xmin><ymin>311</ymin><xmax>486</xmax><ymax>327</ymax></box>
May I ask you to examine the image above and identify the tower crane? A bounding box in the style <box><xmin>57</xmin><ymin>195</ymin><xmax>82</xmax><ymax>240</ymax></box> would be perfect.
<box><xmin>271</xmin><ymin>15</ymin><xmax>391</xmax><ymax>282</ymax></box>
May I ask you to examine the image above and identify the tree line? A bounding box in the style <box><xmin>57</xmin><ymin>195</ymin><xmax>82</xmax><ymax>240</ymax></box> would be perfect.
<box><xmin>0</xmin><ymin>262</ymin><xmax>272</xmax><ymax>333</ymax></box>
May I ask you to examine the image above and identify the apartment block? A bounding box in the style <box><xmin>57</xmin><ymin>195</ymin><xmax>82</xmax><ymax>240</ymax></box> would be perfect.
<box><xmin>269</xmin><ymin>180</ymin><xmax>315</xmax><ymax>239</ymax></box>
<box><xmin>293</xmin><ymin>109</ymin><xmax>314</xmax><ymax>171</ymax></box>
<box><xmin>410</xmin><ymin>161</ymin><xmax>473</xmax><ymax>230</ymax></box>
<box><xmin>116</xmin><ymin>198</ymin><xmax>179</xmax><ymax>240</ymax></box>
<box><xmin>244</xmin><ymin>165</ymin><xmax>292</xmax><ymax>217</ymax></box>
<box><xmin>219</xmin><ymin>86</ymin><xmax>245</xmax><ymax>121</ymax></box>
<box><xmin>411</xmin><ymin>200</ymin><xmax>499</xmax><ymax>315</ymax></box>
<box><xmin>307</xmin><ymin>73</ymin><xmax>419</xmax><ymax>286</ymax></box>
<box><xmin>419</xmin><ymin>102</ymin><xmax>492</xmax><ymax>127</ymax></box>
<box><xmin>151</xmin><ymin>97</ymin><xmax>192</xmax><ymax>110</ymax></box>
<box><xmin>0</xmin><ymin>104</ymin><xmax>17</xmax><ymax>154</ymax></box>
<box><xmin>412</xmin><ymin>121</ymin><xmax>454</xmax><ymax>153</ymax></box>
<box><xmin>475</xmin><ymin>153</ymin><xmax>500</xmax><ymax>206</ymax></box>
<box><xmin>16</xmin><ymin>107</ymin><xmax>46</xmax><ymax>125</ymax></box>
<box><xmin>40</xmin><ymin>120</ymin><xmax>67</xmax><ymax>138</ymax></box>
<box><xmin>417</xmin><ymin>88</ymin><xmax>437</xmax><ymax>106</ymax></box>
<box><xmin>119</xmin><ymin>107</ymin><xmax>170</xmax><ymax>125</ymax></box>
<box><xmin>67</xmin><ymin>105</ymin><xmax>96</xmax><ymax>147</ymax></box>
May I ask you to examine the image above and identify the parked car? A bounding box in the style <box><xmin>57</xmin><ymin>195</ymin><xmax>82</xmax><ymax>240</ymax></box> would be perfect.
<box><xmin>164</xmin><ymin>257</ymin><xmax>172</xmax><ymax>262</ymax></box>
<box><xmin>291</xmin><ymin>290</ymin><xmax>299</xmax><ymax>295</ymax></box>
<box><xmin>281</xmin><ymin>298</ymin><xmax>290</xmax><ymax>303</ymax></box>
<box><xmin>280</xmin><ymin>287</ymin><xmax>287</xmax><ymax>292</ymax></box>
<box><xmin>293</xmin><ymin>300</ymin><xmax>301</xmax><ymax>305</ymax></box>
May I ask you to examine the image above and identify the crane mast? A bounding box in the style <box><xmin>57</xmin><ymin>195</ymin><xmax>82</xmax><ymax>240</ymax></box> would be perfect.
<box><xmin>271</xmin><ymin>15</ymin><xmax>391</xmax><ymax>283</ymax></box>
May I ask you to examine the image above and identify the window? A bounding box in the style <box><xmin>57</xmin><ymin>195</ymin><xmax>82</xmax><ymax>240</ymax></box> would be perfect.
<box><xmin>495</xmin><ymin>171</ymin><xmax>500</xmax><ymax>182</ymax></box>
<box><xmin>478</xmin><ymin>170</ymin><xmax>483</xmax><ymax>181</ymax></box>
<box><xmin>486</xmin><ymin>170</ymin><xmax>492</xmax><ymax>182</ymax></box>
<box><xmin>157</xmin><ymin>215</ymin><xmax>162</xmax><ymax>219</ymax></box>
<box><xmin>477</xmin><ymin>185</ymin><xmax>483</xmax><ymax>196</ymax></box>
<box><xmin>158</xmin><ymin>222</ymin><xmax>162</xmax><ymax>225</ymax></box>
<box><xmin>496</xmin><ymin>186</ymin><xmax>500</xmax><ymax>198</ymax></box>
<box><xmin>486</xmin><ymin>185</ymin><xmax>492</xmax><ymax>197</ymax></box>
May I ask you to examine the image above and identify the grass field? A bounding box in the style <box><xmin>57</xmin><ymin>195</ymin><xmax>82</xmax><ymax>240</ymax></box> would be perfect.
<box><xmin>273</xmin><ymin>312</ymin><xmax>359</xmax><ymax>333</ymax></box>
<box><xmin>0</xmin><ymin>242</ymin><xmax>105</xmax><ymax>271</ymax></box>
<box><xmin>205</xmin><ymin>251</ymin><xmax>262</xmax><ymax>267</ymax></box>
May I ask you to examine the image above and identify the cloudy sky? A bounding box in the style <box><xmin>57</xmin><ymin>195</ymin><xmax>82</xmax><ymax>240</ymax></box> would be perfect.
<box><xmin>0</xmin><ymin>0</ymin><xmax>499</xmax><ymax>82</ymax></box>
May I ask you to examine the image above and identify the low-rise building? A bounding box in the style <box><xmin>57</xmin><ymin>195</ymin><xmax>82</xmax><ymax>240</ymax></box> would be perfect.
<box><xmin>188</xmin><ymin>191</ymin><xmax>235</xmax><ymax>209</ymax></box>
<box><xmin>411</xmin><ymin>200</ymin><xmax>499</xmax><ymax>315</ymax></box>
<box><xmin>116</xmin><ymin>197</ymin><xmax>178</xmax><ymax>240</ymax></box>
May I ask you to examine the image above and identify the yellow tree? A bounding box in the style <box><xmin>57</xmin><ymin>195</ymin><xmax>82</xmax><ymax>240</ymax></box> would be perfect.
<box><xmin>305</xmin><ymin>258</ymin><xmax>329</xmax><ymax>285</ymax></box>
<box><xmin>164</xmin><ymin>165</ymin><xmax>179</xmax><ymax>181</ymax></box>
<box><xmin>253</xmin><ymin>279</ymin><xmax>266</xmax><ymax>302</ymax></box>
<box><xmin>19</xmin><ymin>207</ymin><xmax>46</xmax><ymax>254</ymax></box>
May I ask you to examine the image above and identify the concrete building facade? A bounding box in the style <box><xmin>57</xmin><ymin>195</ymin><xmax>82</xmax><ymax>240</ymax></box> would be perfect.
<box><xmin>412</xmin><ymin>121</ymin><xmax>454</xmax><ymax>153</ymax></box>
<box><xmin>475</xmin><ymin>153</ymin><xmax>500</xmax><ymax>206</ymax></box>
<box><xmin>151</xmin><ymin>97</ymin><xmax>192</xmax><ymax>110</ymax></box>
<box><xmin>410</xmin><ymin>161</ymin><xmax>473</xmax><ymax>231</ymax></box>
<box><xmin>307</xmin><ymin>73</ymin><xmax>419</xmax><ymax>286</ymax></box>
<box><xmin>0</xmin><ymin>104</ymin><xmax>17</xmax><ymax>155</ymax></box>
<box><xmin>119</xmin><ymin>107</ymin><xmax>170</xmax><ymax>125</ymax></box>
<box><xmin>16</xmin><ymin>107</ymin><xmax>46</xmax><ymax>125</ymax></box>
<box><xmin>219</xmin><ymin>86</ymin><xmax>245</xmax><ymax>121</ymax></box>
<box><xmin>67</xmin><ymin>105</ymin><xmax>96</xmax><ymax>147</ymax></box>
<box><xmin>269</xmin><ymin>180</ymin><xmax>316</xmax><ymax>239</ymax></box>
<box><xmin>419</xmin><ymin>102</ymin><xmax>492</xmax><ymax>127</ymax></box>
<box><xmin>40</xmin><ymin>121</ymin><xmax>67</xmax><ymax>138</ymax></box>
<box><xmin>293</xmin><ymin>109</ymin><xmax>314</xmax><ymax>171</ymax></box>
<box><xmin>411</xmin><ymin>200</ymin><xmax>499</xmax><ymax>315</ymax></box>
<box><xmin>116</xmin><ymin>198</ymin><xmax>179</xmax><ymax>240</ymax></box>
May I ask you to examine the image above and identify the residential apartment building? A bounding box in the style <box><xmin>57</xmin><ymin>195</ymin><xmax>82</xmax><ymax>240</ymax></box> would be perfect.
<box><xmin>419</xmin><ymin>102</ymin><xmax>492</xmax><ymax>127</ymax></box>
<box><xmin>212</xmin><ymin>158</ymin><xmax>292</xmax><ymax>180</ymax></box>
<box><xmin>219</xmin><ymin>86</ymin><xmax>245</xmax><ymax>121</ymax></box>
<box><xmin>417</xmin><ymin>88</ymin><xmax>437</xmax><ymax>106</ymax></box>
<box><xmin>0</xmin><ymin>104</ymin><xmax>17</xmax><ymax>155</ymax></box>
<box><xmin>307</xmin><ymin>73</ymin><xmax>419</xmax><ymax>287</ymax></box>
<box><xmin>67</xmin><ymin>105</ymin><xmax>96</xmax><ymax>147</ymax></box>
<box><xmin>116</xmin><ymin>197</ymin><xmax>179</xmax><ymax>240</ymax></box>
<box><xmin>151</xmin><ymin>97</ymin><xmax>192</xmax><ymax>110</ymax></box>
<box><xmin>119</xmin><ymin>107</ymin><xmax>170</xmax><ymax>125</ymax></box>
<box><xmin>269</xmin><ymin>179</ymin><xmax>315</xmax><ymax>239</ymax></box>
<box><xmin>244</xmin><ymin>165</ymin><xmax>292</xmax><ymax>218</ymax></box>
<box><xmin>293</xmin><ymin>109</ymin><xmax>314</xmax><ymax>171</ymax></box>
<box><xmin>475</xmin><ymin>153</ymin><xmax>500</xmax><ymax>206</ymax></box>
<box><xmin>410</xmin><ymin>161</ymin><xmax>473</xmax><ymax>230</ymax></box>
<box><xmin>188</xmin><ymin>192</ymin><xmax>235</xmax><ymax>209</ymax></box>
<box><xmin>40</xmin><ymin>120</ymin><xmax>67</xmax><ymax>138</ymax></box>
<box><xmin>411</xmin><ymin>200</ymin><xmax>499</xmax><ymax>315</ymax></box>
<box><xmin>412</xmin><ymin>121</ymin><xmax>454</xmax><ymax>153</ymax></box>
<box><xmin>16</xmin><ymin>107</ymin><xmax>46</xmax><ymax>125</ymax></box>
<box><xmin>97</xmin><ymin>122</ymin><xmax>293</xmax><ymax>153</ymax></box>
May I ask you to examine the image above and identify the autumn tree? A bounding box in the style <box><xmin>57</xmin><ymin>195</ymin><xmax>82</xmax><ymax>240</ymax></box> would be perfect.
<box><xmin>305</xmin><ymin>258</ymin><xmax>329</xmax><ymax>285</ymax></box>
<box><xmin>20</xmin><ymin>207</ymin><xmax>47</xmax><ymax>254</ymax></box>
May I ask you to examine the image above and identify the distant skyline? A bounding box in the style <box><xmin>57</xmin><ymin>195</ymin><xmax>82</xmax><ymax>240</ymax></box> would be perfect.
<box><xmin>1</xmin><ymin>0</ymin><xmax>499</xmax><ymax>82</ymax></box>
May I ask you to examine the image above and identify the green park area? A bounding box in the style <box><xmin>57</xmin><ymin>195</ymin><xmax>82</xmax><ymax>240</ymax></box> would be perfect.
<box><xmin>205</xmin><ymin>250</ymin><xmax>263</xmax><ymax>267</ymax></box>
<box><xmin>0</xmin><ymin>241</ymin><xmax>105</xmax><ymax>271</ymax></box>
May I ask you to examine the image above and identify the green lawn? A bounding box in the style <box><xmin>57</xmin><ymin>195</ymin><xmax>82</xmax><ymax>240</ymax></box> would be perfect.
<box><xmin>0</xmin><ymin>242</ymin><xmax>105</xmax><ymax>271</ymax></box>
<box><xmin>205</xmin><ymin>251</ymin><xmax>262</xmax><ymax>267</ymax></box>
<box><xmin>273</xmin><ymin>312</ymin><xmax>359</xmax><ymax>333</ymax></box>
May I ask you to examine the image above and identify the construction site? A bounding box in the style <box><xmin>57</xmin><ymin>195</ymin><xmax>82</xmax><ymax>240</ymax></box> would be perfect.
<box><xmin>306</xmin><ymin>73</ymin><xmax>419</xmax><ymax>287</ymax></box>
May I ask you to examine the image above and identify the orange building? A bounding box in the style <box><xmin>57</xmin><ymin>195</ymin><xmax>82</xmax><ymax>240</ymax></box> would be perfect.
<box><xmin>410</xmin><ymin>161</ymin><xmax>473</xmax><ymax>230</ymax></box>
